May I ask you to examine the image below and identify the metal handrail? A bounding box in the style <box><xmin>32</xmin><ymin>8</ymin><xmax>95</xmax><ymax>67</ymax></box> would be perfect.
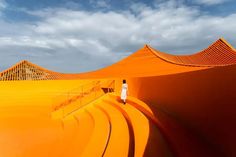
<box><xmin>52</xmin><ymin>80</ymin><xmax>115</xmax><ymax>117</ymax></box>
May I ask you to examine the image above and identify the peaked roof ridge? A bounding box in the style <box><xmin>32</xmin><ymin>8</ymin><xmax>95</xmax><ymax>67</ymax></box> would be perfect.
<box><xmin>0</xmin><ymin>60</ymin><xmax>64</xmax><ymax>81</ymax></box>
<box><xmin>218</xmin><ymin>37</ymin><xmax>236</xmax><ymax>51</ymax></box>
<box><xmin>0</xmin><ymin>60</ymin><xmax>59</xmax><ymax>75</ymax></box>
<box><xmin>22</xmin><ymin>60</ymin><xmax>57</xmax><ymax>74</ymax></box>
<box><xmin>146</xmin><ymin>38</ymin><xmax>236</xmax><ymax>66</ymax></box>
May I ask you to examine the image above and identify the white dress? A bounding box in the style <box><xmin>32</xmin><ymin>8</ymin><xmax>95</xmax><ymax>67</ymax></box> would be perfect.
<box><xmin>121</xmin><ymin>83</ymin><xmax>128</xmax><ymax>100</ymax></box>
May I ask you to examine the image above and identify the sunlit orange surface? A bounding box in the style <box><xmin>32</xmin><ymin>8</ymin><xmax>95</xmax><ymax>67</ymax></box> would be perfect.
<box><xmin>0</xmin><ymin>38</ymin><xmax>236</xmax><ymax>157</ymax></box>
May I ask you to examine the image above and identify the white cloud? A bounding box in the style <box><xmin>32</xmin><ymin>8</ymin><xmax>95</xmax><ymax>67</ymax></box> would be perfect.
<box><xmin>0</xmin><ymin>0</ymin><xmax>6</xmax><ymax>9</ymax></box>
<box><xmin>89</xmin><ymin>0</ymin><xmax>111</xmax><ymax>8</ymax></box>
<box><xmin>0</xmin><ymin>2</ymin><xmax>236</xmax><ymax>72</ymax></box>
<box><xmin>0</xmin><ymin>0</ymin><xmax>6</xmax><ymax>16</ymax></box>
<box><xmin>193</xmin><ymin>0</ymin><xmax>230</xmax><ymax>5</ymax></box>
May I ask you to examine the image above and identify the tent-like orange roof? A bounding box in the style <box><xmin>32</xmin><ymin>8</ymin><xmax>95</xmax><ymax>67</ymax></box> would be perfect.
<box><xmin>1</xmin><ymin>38</ymin><xmax>236</xmax><ymax>80</ymax></box>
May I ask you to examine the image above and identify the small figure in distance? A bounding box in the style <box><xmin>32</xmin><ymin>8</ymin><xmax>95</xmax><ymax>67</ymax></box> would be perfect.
<box><xmin>121</xmin><ymin>79</ymin><xmax>128</xmax><ymax>104</ymax></box>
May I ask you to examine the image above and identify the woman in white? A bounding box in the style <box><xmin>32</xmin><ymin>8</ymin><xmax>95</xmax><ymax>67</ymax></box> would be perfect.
<box><xmin>121</xmin><ymin>79</ymin><xmax>128</xmax><ymax>104</ymax></box>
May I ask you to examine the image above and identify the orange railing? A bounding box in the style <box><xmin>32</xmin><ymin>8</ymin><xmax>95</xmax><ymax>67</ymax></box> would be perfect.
<box><xmin>52</xmin><ymin>80</ymin><xmax>115</xmax><ymax>117</ymax></box>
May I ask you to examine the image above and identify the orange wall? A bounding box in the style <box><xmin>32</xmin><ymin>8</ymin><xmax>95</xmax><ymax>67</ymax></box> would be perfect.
<box><xmin>116</xmin><ymin>64</ymin><xmax>236</xmax><ymax>157</ymax></box>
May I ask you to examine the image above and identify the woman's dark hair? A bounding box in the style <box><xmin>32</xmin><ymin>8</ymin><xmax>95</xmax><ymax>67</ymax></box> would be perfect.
<box><xmin>123</xmin><ymin>79</ymin><xmax>126</xmax><ymax>84</ymax></box>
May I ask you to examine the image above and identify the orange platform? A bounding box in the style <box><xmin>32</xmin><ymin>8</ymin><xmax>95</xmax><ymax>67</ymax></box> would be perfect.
<box><xmin>0</xmin><ymin>38</ymin><xmax>235</xmax><ymax>157</ymax></box>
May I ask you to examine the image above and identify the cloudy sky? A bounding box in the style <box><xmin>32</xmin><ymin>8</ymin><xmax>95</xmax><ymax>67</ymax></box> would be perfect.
<box><xmin>0</xmin><ymin>0</ymin><xmax>236</xmax><ymax>72</ymax></box>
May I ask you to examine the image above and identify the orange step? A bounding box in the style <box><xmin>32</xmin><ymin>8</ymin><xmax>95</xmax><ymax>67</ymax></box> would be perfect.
<box><xmin>80</xmin><ymin>105</ymin><xmax>111</xmax><ymax>157</ymax></box>
<box><xmin>103</xmin><ymin>97</ymin><xmax>150</xmax><ymax>157</ymax></box>
<box><xmin>95</xmin><ymin>102</ymin><xmax>130</xmax><ymax>157</ymax></box>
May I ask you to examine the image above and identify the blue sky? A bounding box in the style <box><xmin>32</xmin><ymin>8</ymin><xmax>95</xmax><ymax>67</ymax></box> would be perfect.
<box><xmin>0</xmin><ymin>0</ymin><xmax>236</xmax><ymax>72</ymax></box>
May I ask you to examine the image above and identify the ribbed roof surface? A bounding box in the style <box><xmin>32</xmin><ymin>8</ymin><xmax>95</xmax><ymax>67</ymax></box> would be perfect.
<box><xmin>0</xmin><ymin>60</ymin><xmax>64</xmax><ymax>81</ymax></box>
<box><xmin>148</xmin><ymin>38</ymin><xmax>236</xmax><ymax>66</ymax></box>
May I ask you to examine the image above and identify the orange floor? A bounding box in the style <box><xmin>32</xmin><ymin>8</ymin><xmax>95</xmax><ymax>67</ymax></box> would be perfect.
<box><xmin>0</xmin><ymin>38</ymin><xmax>236</xmax><ymax>157</ymax></box>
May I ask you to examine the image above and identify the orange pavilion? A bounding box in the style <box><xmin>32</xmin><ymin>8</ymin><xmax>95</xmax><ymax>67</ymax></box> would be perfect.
<box><xmin>0</xmin><ymin>38</ymin><xmax>235</xmax><ymax>157</ymax></box>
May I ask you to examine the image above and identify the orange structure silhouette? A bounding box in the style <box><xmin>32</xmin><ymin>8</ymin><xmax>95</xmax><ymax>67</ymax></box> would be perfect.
<box><xmin>0</xmin><ymin>38</ymin><xmax>235</xmax><ymax>157</ymax></box>
<box><xmin>0</xmin><ymin>60</ymin><xmax>64</xmax><ymax>81</ymax></box>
